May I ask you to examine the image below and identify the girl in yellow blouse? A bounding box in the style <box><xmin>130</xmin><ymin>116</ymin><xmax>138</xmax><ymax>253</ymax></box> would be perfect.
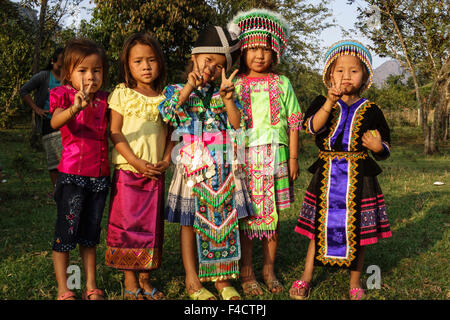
<box><xmin>105</xmin><ymin>33</ymin><xmax>174</xmax><ymax>300</ymax></box>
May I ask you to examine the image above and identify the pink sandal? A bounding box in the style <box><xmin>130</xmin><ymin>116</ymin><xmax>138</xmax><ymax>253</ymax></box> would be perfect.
<box><xmin>57</xmin><ymin>290</ymin><xmax>76</xmax><ymax>300</ymax></box>
<box><xmin>82</xmin><ymin>288</ymin><xmax>105</xmax><ymax>300</ymax></box>
<box><xmin>289</xmin><ymin>280</ymin><xmax>311</xmax><ymax>300</ymax></box>
<box><xmin>349</xmin><ymin>288</ymin><xmax>366</xmax><ymax>300</ymax></box>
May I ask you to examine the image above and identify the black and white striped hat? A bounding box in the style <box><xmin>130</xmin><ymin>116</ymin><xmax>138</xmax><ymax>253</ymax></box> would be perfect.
<box><xmin>191</xmin><ymin>25</ymin><xmax>241</xmax><ymax>71</ymax></box>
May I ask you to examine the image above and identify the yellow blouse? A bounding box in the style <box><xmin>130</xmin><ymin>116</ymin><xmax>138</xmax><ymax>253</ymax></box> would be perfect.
<box><xmin>108</xmin><ymin>83</ymin><xmax>168</xmax><ymax>173</ymax></box>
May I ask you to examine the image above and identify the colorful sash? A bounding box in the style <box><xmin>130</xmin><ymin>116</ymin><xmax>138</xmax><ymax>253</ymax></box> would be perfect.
<box><xmin>315</xmin><ymin>98</ymin><xmax>369</xmax><ymax>268</ymax></box>
<box><xmin>240</xmin><ymin>144</ymin><xmax>279</xmax><ymax>240</ymax></box>
<box><xmin>315</xmin><ymin>151</ymin><xmax>367</xmax><ymax>267</ymax></box>
<box><xmin>180</xmin><ymin>132</ymin><xmax>240</xmax><ymax>281</ymax></box>
<box><xmin>194</xmin><ymin>172</ymin><xmax>241</xmax><ymax>281</ymax></box>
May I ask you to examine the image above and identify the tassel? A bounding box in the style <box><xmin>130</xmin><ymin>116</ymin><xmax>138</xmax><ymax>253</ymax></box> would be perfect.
<box><xmin>198</xmin><ymin>260</ymin><xmax>240</xmax><ymax>282</ymax></box>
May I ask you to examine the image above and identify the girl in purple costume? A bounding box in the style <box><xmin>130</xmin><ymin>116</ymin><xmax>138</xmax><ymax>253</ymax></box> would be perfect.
<box><xmin>290</xmin><ymin>40</ymin><xmax>392</xmax><ymax>300</ymax></box>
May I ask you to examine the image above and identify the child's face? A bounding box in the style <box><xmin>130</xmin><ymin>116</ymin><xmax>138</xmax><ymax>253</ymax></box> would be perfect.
<box><xmin>245</xmin><ymin>46</ymin><xmax>273</xmax><ymax>75</ymax></box>
<box><xmin>192</xmin><ymin>53</ymin><xmax>226</xmax><ymax>85</ymax></box>
<box><xmin>330</xmin><ymin>55</ymin><xmax>365</xmax><ymax>95</ymax></box>
<box><xmin>70</xmin><ymin>54</ymin><xmax>103</xmax><ymax>93</ymax></box>
<box><xmin>128</xmin><ymin>43</ymin><xmax>160</xmax><ymax>88</ymax></box>
<box><xmin>52</xmin><ymin>53</ymin><xmax>63</xmax><ymax>74</ymax></box>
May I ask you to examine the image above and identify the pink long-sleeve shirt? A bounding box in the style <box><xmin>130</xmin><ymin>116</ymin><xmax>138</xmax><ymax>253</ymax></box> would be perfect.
<box><xmin>50</xmin><ymin>85</ymin><xmax>110</xmax><ymax>177</ymax></box>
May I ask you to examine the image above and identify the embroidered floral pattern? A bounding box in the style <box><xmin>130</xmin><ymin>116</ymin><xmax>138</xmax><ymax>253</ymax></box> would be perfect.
<box><xmin>268</xmin><ymin>74</ymin><xmax>283</xmax><ymax>125</ymax></box>
<box><xmin>236</xmin><ymin>75</ymin><xmax>253</xmax><ymax>128</ymax></box>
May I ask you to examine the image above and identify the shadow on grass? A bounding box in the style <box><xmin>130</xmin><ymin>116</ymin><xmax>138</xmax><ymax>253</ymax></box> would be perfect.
<box><xmin>277</xmin><ymin>187</ymin><xmax>448</xmax><ymax>299</ymax></box>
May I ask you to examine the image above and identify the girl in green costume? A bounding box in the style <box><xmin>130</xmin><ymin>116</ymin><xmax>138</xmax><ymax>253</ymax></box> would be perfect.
<box><xmin>229</xmin><ymin>9</ymin><xmax>303</xmax><ymax>296</ymax></box>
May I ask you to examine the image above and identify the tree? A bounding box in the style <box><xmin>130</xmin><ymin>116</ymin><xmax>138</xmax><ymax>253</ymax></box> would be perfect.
<box><xmin>208</xmin><ymin>0</ymin><xmax>334</xmax><ymax>67</ymax></box>
<box><xmin>349</xmin><ymin>0</ymin><xmax>449</xmax><ymax>154</ymax></box>
<box><xmin>15</xmin><ymin>0</ymin><xmax>83</xmax><ymax>146</ymax></box>
<box><xmin>88</xmin><ymin>0</ymin><xmax>217</xmax><ymax>85</ymax></box>
<box><xmin>0</xmin><ymin>0</ymin><xmax>35</xmax><ymax>128</ymax></box>
<box><xmin>88</xmin><ymin>0</ymin><xmax>333</xmax><ymax>86</ymax></box>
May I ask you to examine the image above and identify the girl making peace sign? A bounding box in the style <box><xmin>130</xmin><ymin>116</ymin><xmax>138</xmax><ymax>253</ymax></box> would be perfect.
<box><xmin>158</xmin><ymin>25</ymin><xmax>253</xmax><ymax>300</ymax></box>
<box><xmin>49</xmin><ymin>39</ymin><xmax>110</xmax><ymax>300</ymax></box>
<box><xmin>291</xmin><ymin>40</ymin><xmax>392</xmax><ymax>300</ymax></box>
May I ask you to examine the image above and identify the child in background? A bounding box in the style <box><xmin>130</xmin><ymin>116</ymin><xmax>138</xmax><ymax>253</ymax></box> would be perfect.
<box><xmin>20</xmin><ymin>48</ymin><xmax>64</xmax><ymax>201</ymax></box>
<box><xmin>290</xmin><ymin>40</ymin><xmax>392</xmax><ymax>300</ymax></box>
<box><xmin>105</xmin><ymin>33</ymin><xmax>173</xmax><ymax>300</ymax></box>
<box><xmin>158</xmin><ymin>25</ymin><xmax>253</xmax><ymax>300</ymax></box>
<box><xmin>50</xmin><ymin>39</ymin><xmax>110</xmax><ymax>300</ymax></box>
<box><xmin>229</xmin><ymin>9</ymin><xmax>303</xmax><ymax>296</ymax></box>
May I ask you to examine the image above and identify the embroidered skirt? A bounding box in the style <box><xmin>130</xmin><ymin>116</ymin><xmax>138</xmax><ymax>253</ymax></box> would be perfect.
<box><xmin>295</xmin><ymin>151</ymin><xmax>392</xmax><ymax>269</ymax></box>
<box><xmin>105</xmin><ymin>170</ymin><xmax>165</xmax><ymax>271</ymax></box>
<box><xmin>239</xmin><ymin>144</ymin><xmax>294</xmax><ymax>240</ymax></box>
<box><xmin>164</xmin><ymin>132</ymin><xmax>253</xmax><ymax>282</ymax></box>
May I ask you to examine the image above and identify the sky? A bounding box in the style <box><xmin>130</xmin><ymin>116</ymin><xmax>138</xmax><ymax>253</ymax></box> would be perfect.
<box><xmin>310</xmin><ymin>0</ymin><xmax>389</xmax><ymax>69</ymax></box>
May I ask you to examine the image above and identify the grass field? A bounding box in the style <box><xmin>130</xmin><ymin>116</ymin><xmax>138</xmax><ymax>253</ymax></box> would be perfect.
<box><xmin>0</xmin><ymin>124</ymin><xmax>448</xmax><ymax>300</ymax></box>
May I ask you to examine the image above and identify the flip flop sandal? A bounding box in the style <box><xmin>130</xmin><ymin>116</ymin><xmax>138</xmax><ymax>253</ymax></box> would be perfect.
<box><xmin>189</xmin><ymin>287</ymin><xmax>216</xmax><ymax>300</ymax></box>
<box><xmin>143</xmin><ymin>287</ymin><xmax>165</xmax><ymax>300</ymax></box>
<box><xmin>57</xmin><ymin>290</ymin><xmax>76</xmax><ymax>300</ymax></box>
<box><xmin>265</xmin><ymin>279</ymin><xmax>284</xmax><ymax>293</ymax></box>
<box><xmin>242</xmin><ymin>281</ymin><xmax>264</xmax><ymax>296</ymax></box>
<box><xmin>82</xmin><ymin>288</ymin><xmax>105</xmax><ymax>300</ymax></box>
<box><xmin>349</xmin><ymin>288</ymin><xmax>366</xmax><ymax>300</ymax></box>
<box><xmin>289</xmin><ymin>280</ymin><xmax>311</xmax><ymax>300</ymax></box>
<box><xmin>124</xmin><ymin>288</ymin><xmax>144</xmax><ymax>300</ymax></box>
<box><xmin>218</xmin><ymin>286</ymin><xmax>241</xmax><ymax>300</ymax></box>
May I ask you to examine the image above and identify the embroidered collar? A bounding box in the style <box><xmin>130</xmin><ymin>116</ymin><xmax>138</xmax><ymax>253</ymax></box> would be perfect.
<box><xmin>194</xmin><ymin>83</ymin><xmax>216</xmax><ymax>109</ymax></box>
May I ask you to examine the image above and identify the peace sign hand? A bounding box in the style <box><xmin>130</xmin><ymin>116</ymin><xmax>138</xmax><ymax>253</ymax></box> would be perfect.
<box><xmin>74</xmin><ymin>78</ymin><xmax>93</xmax><ymax>110</ymax></box>
<box><xmin>186</xmin><ymin>57</ymin><xmax>205</xmax><ymax>90</ymax></box>
<box><xmin>219</xmin><ymin>69</ymin><xmax>238</xmax><ymax>101</ymax></box>
<box><xmin>327</xmin><ymin>73</ymin><xmax>344</xmax><ymax>104</ymax></box>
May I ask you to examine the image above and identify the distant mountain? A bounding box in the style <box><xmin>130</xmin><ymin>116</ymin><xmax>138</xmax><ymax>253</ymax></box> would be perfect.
<box><xmin>372</xmin><ymin>60</ymin><xmax>408</xmax><ymax>87</ymax></box>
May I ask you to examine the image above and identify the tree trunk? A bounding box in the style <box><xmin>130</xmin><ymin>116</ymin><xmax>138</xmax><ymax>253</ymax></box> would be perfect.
<box><xmin>32</xmin><ymin>0</ymin><xmax>48</xmax><ymax>74</ymax></box>
<box><xmin>424</xmin><ymin>57</ymin><xmax>450</xmax><ymax>154</ymax></box>
<box><xmin>30</xmin><ymin>0</ymin><xmax>48</xmax><ymax>150</ymax></box>
<box><xmin>384</xmin><ymin>7</ymin><xmax>431</xmax><ymax>153</ymax></box>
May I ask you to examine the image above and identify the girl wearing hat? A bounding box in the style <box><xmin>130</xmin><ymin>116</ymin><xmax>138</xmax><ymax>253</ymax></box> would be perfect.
<box><xmin>158</xmin><ymin>25</ymin><xmax>253</xmax><ymax>300</ymax></box>
<box><xmin>228</xmin><ymin>9</ymin><xmax>303</xmax><ymax>296</ymax></box>
<box><xmin>290</xmin><ymin>40</ymin><xmax>392</xmax><ymax>300</ymax></box>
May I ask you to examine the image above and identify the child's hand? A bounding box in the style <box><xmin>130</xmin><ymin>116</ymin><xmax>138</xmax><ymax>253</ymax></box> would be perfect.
<box><xmin>133</xmin><ymin>159</ymin><xmax>158</xmax><ymax>180</ymax></box>
<box><xmin>288</xmin><ymin>158</ymin><xmax>299</xmax><ymax>181</ymax></box>
<box><xmin>153</xmin><ymin>160</ymin><xmax>170</xmax><ymax>174</ymax></box>
<box><xmin>143</xmin><ymin>163</ymin><xmax>160</xmax><ymax>180</ymax></box>
<box><xmin>74</xmin><ymin>78</ymin><xmax>93</xmax><ymax>110</ymax></box>
<box><xmin>327</xmin><ymin>73</ymin><xmax>344</xmax><ymax>104</ymax></box>
<box><xmin>219</xmin><ymin>69</ymin><xmax>238</xmax><ymax>101</ymax></box>
<box><xmin>362</xmin><ymin>129</ymin><xmax>383</xmax><ymax>153</ymax></box>
<box><xmin>34</xmin><ymin>106</ymin><xmax>49</xmax><ymax>118</ymax></box>
<box><xmin>187</xmin><ymin>57</ymin><xmax>206</xmax><ymax>89</ymax></box>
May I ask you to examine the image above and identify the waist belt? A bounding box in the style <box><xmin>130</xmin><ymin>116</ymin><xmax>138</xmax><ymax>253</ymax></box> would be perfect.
<box><xmin>318</xmin><ymin>150</ymin><xmax>368</xmax><ymax>161</ymax></box>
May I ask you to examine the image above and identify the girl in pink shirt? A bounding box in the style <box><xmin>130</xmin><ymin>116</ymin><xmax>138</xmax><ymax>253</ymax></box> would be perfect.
<box><xmin>49</xmin><ymin>39</ymin><xmax>110</xmax><ymax>300</ymax></box>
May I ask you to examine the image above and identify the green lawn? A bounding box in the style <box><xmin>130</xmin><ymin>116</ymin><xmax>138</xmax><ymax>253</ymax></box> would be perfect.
<box><xmin>0</xmin><ymin>124</ymin><xmax>448</xmax><ymax>300</ymax></box>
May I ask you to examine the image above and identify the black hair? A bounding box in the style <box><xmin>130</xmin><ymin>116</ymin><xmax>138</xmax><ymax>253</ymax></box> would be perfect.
<box><xmin>119</xmin><ymin>32</ymin><xmax>167</xmax><ymax>93</ymax></box>
<box><xmin>45</xmin><ymin>47</ymin><xmax>64</xmax><ymax>70</ymax></box>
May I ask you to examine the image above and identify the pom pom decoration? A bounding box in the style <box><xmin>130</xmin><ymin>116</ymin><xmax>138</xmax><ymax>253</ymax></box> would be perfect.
<box><xmin>228</xmin><ymin>8</ymin><xmax>290</xmax><ymax>64</ymax></box>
